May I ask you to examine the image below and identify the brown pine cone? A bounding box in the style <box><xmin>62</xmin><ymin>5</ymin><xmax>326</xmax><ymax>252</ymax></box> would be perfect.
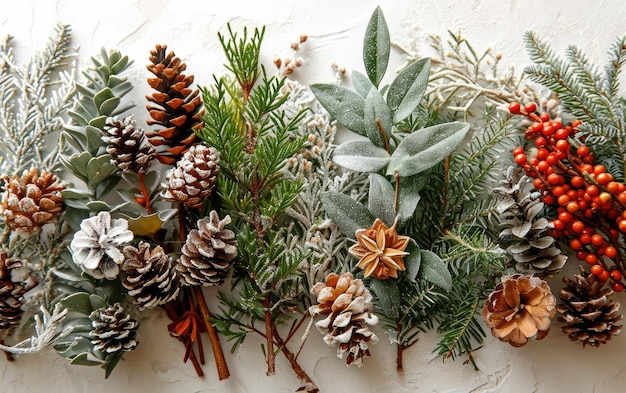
<box><xmin>160</xmin><ymin>144</ymin><xmax>219</xmax><ymax>209</ymax></box>
<box><xmin>89</xmin><ymin>302</ymin><xmax>139</xmax><ymax>354</ymax></box>
<box><xmin>309</xmin><ymin>272</ymin><xmax>379</xmax><ymax>366</ymax></box>
<box><xmin>557</xmin><ymin>265</ymin><xmax>623</xmax><ymax>347</ymax></box>
<box><xmin>1</xmin><ymin>168</ymin><xmax>64</xmax><ymax>234</ymax></box>
<box><xmin>145</xmin><ymin>44</ymin><xmax>203</xmax><ymax>165</ymax></box>
<box><xmin>122</xmin><ymin>242</ymin><xmax>181</xmax><ymax>309</ymax></box>
<box><xmin>103</xmin><ymin>115</ymin><xmax>155</xmax><ymax>174</ymax></box>
<box><xmin>0</xmin><ymin>252</ymin><xmax>38</xmax><ymax>340</ymax></box>
<box><xmin>176</xmin><ymin>211</ymin><xmax>237</xmax><ymax>287</ymax></box>
<box><xmin>482</xmin><ymin>274</ymin><xmax>556</xmax><ymax>347</ymax></box>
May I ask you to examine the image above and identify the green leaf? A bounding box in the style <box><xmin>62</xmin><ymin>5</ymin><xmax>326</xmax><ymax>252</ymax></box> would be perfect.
<box><xmin>99</xmin><ymin>96</ymin><xmax>120</xmax><ymax>117</ymax></box>
<box><xmin>364</xmin><ymin>88</ymin><xmax>393</xmax><ymax>148</ymax></box>
<box><xmin>60</xmin><ymin>292</ymin><xmax>93</xmax><ymax>315</ymax></box>
<box><xmin>93</xmin><ymin>88</ymin><xmax>115</xmax><ymax>113</ymax></box>
<box><xmin>321</xmin><ymin>191</ymin><xmax>375</xmax><ymax>239</ymax></box>
<box><xmin>387</xmin><ymin>122</ymin><xmax>471</xmax><ymax>177</ymax></box>
<box><xmin>69</xmin><ymin>352</ymin><xmax>104</xmax><ymax>367</ymax></box>
<box><xmin>86</xmin><ymin>200</ymin><xmax>111</xmax><ymax>212</ymax></box>
<box><xmin>86</xmin><ymin>155</ymin><xmax>118</xmax><ymax>189</ymax></box>
<box><xmin>367</xmin><ymin>173</ymin><xmax>396</xmax><ymax>226</ymax></box>
<box><xmin>333</xmin><ymin>140</ymin><xmax>390</xmax><ymax>173</ymax></box>
<box><xmin>62</xmin><ymin>188</ymin><xmax>94</xmax><ymax>200</ymax></box>
<box><xmin>369</xmin><ymin>277</ymin><xmax>400</xmax><ymax>319</ymax></box>
<box><xmin>104</xmin><ymin>351</ymin><xmax>125</xmax><ymax>378</ymax></box>
<box><xmin>128</xmin><ymin>213</ymin><xmax>166</xmax><ymax>236</ymax></box>
<box><xmin>89</xmin><ymin>295</ymin><xmax>107</xmax><ymax>311</ymax></box>
<box><xmin>420</xmin><ymin>249</ymin><xmax>452</xmax><ymax>291</ymax></box>
<box><xmin>352</xmin><ymin>70</ymin><xmax>375</xmax><ymax>98</ymax></box>
<box><xmin>396</xmin><ymin>174</ymin><xmax>427</xmax><ymax>226</ymax></box>
<box><xmin>363</xmin><ymin>6</ymin><xmax>390</xmax><ymax>87</ymax></box>
<box><xmin>388</xmin><ymin>58</ymin><xmax>431</xmax><ymax>122</ymax></box>
<box><xmin>404</xmin><ymin>239</ymin><xmax>421</xmax><ymax>283</ymax></box>
<box><xmin>66</xmin><ymin>151</ymin><xmax>93</xmax><ymax>179</ymax></box>
<box><xmin>310</xmin><ymin>84</ymin><xmax>366</xmax><ymax>135</ymax></box>
<box><xmin>86</xmin><ymin>125</ymin><xmax>105</xmax><ymax>155</ymax></box>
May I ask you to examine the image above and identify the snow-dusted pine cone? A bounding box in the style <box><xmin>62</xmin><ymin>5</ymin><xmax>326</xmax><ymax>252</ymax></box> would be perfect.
<box><xmin>482</xmin><ymin>274</ymin><xmax>556</xmax><ymax>347</ymax></box>
<box><xmin>102</xmin><ymin>115</ymin><xmax>155</xmax><ymax>174</ymax></box>
<box><xmin>495</xmin><ymin>168</ymin><xmax>566</xmax><ymax>276</ymax></box>
<box><xmin>70</xmin><ymin>211</ymin><xmax>134</xmax><ymax>279</ymax></box>
<box><xmin>1</xmin><ymin>168</ymin><xmax>64</xmax><ymax>234</ymax></box>
<box><xmin>122</xmin><ymin>242</ymin><xmax>181</xmax><ymax>309</ymax></box>
<box><xmin>176</xmin><ymin>211</ymin><xmax>237</xmax><ymax>287</ymax></box>
<box><xmin>89</xmin><ymin>303</ymin><xmax>138</xmax><ymax>354</ymax></box>
<box><xmin>0</xmin><ymin>252</ymin><xmax>38</xmax><ymax>339</ymax></box>
<box><xmin>557</xmin><ymin>265</ymin><xmax>623</xmax><ymax>347</ymax></box>
<box><xmin>160</xmin><ymin>144</ymin><xmax>219</xmax><ymax>209</ymax></box>
<box><xmin>309</xmin><ymin>272</ymin><xmax>379</xmax><ymax>366</ymax></box>
<box><xmin>145</xmin><ymin>44</ymin><xmax>203</xmax><ymax>165</ymax></box>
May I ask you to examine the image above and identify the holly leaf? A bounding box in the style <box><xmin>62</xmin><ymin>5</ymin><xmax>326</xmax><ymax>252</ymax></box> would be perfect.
<box><xmin>128</xmin><ymin>212</ymin><xmax>169</xmax><ymax>237</ymax></box>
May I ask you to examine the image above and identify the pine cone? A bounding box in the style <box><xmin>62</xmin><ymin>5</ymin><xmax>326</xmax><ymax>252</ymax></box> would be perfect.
<box><xmin>89</xmin><ymin>302</ymin><xmax>138</xmax><ymax>354</ymax></box>
<box><xmin>102</xmin><ymin>115</ymin><xmax>155</xmax><ymax>174</ymax></box>
<box><xmin>145</xmin><ymin>44</ymin><xmax>203</xmax><ymax>165</ymax></box>
<box><xmin>348</xmin><ymin>218</ymin><xmax>410</xmax><ymax>280</ymax></box>
<box><xmin>0</xmin><ymin>252</ymin><xmax>38</xmax><ymax>340</ymax></box>
<box><xmin>309</xmin><ymin>272</ymin><xmax>379</xmax><ymax>366</ymax></box>
<box><xmin>122</xmin><ymin>242</ymin><xmax>181</xmax><ymax>309</ymax></box>
<box><xmin>1</xmin><ymin>168</ymin><xmax>64</xmax><ymax>234</ymax></box>
<box><xmin>557</xmin><ymin>265</ymin><xmax>623</xmax><ymax>347</ymax></box>
<box><xmin>482</xmin><ymin>274</ymin><xmax>556</xmax><ymax>347</ymax></box>
<box><xmin>495</xmin><ymin>168</ymin><xmax>566</xmax><ymax>276</ymax></box>
<box><xmin>176</xmin><ymin>211</ymin><xmax>237</xmax><ymax>287</ymax></box>
<box><xmin>70</xmin><ymin>211</ymin><xmax>134</xmax><ymax>280</ymax></box>
<box><xmin>160</xmin><ymin>144</ymin><xmax>219</xmax><ymax>209</ymax></box>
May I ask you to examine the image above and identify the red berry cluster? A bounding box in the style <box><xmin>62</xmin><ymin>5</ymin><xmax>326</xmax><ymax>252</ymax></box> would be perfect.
<box><xmin>508</xmin><ymin>101</ymin><xmax>626</xmax><ymax>292</ymax></box>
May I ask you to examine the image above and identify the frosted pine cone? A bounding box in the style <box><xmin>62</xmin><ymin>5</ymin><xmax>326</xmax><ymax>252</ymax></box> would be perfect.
<box><xmin>160</xmin><ymin>144</ymin><xmax>219</xmax><ymax>209</ymax></box>
<box><xmin>557</xmin><ymin>265</ymin><xmax>622</xmax><ymax>347</ymax></box>
<box><xmin>89</xmin><ymin>303</ymin><xmax>138</xmax><ymax>354</ymax></box>
<box><xmin>0</xmin><ymin>252</ymin><xmax>38</xmax><ymax>340</ymax></box>
<box><xmin>482</xmin><ymin>274</ymin><xmax>556</xmax><ymax>347</ymax></box>
<box><xmin>309</xmin><ymin>272</ymin><xmax>379</xmax><ymax>366</ymax></box>
<box><xmin>145</xmin><ymin>44</ymin><xmax>203</xmax><ymax>165</ymax></box>
<box><xmin>103</xmin><ymin>115</ymin><xmax>155</xmax><ymax>174</ymax></box>
<box><xmin>70</xmin><ymin>211</ymin><xmax>134</xmax><ymax>279</ymax></box>
<box><xmin>176</xmin><ymin>211</ymin><xmax>237</xmax><ymax>287</ymax></box>
<box><xmin>122</xmin><ymin>242</ymin><xmax>181</xmax><ymax>309</ymax></box>
<box><xmin>1</xmin><ymin>168</ymin><xmax>64</xmax><ymax>234</ymax></box>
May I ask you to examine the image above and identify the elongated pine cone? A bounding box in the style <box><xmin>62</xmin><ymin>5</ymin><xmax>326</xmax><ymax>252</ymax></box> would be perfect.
<box><xmin>160</xmin><ymin>144</ymin><xmax>219</xmax><ymax>209</ymax></box>
<box><xmin>482</xmin><ymin>274</ymin><xmax>556</xmax><ymax>347</ymax></box>
<box><xmin>0</xmin><ymin>252</ymin><xmax>38</xmax><ymax>339</ymax></box>
<box><xmin>309</xmin><ymin>272</ymin><xmax>379</xmax><ymax>366</ymax></box>
<box><xmin>1</xmin><ymin>168</ymin><xmax>64</xmax><ymax>234</ymax></box>
<box><xmin>122</xmin><ymin>242</ymin><xmax>181</xmax><ymax>309</ymax></box>
<box><xmin>89</xmin><ymin>303</ymin><xmax>138</xmax><ymax>354</ymax></box>
<box><xmin>103</xmin><ymin>115</ymin><xmax>155</xmax><ymax>174</ymax></box>
<box><xmin>145</xmin><ymin>44</ymin><xmax>203</xmax><ymax>165</ymax></box>
<box><xmin>176</xmin><ymin>211</ymin><xmax>237</xmax><ymax>286</ymax></box>
<box><xmin>557</xmin><ymin>265</ymin><xmax>622</xmax><ymax>347</ymax></box>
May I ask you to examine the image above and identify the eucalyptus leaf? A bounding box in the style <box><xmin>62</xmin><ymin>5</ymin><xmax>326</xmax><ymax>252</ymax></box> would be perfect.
<box><xmin>404</xmin><ymin>239</ymin><xmax>421</xmax><ymax>283</ymax></box>
<box><xmin>86</xmin><ymin>125</ymin><xmax>105</xmax><ymax>155</ymax></box>
<box><xmin>419</xmin><ymin>249</ymin><xmax>452</xmax><ymax>291</ymax></box>
<box><xmin>62</xmin><ymin>188</ymin><xmax>94</xmax><ymax>200</ymax></box>
<box><xmin>105</xmin><ymin>351</ymin><xmax>125</xmax><ymax>378</ymax></box>
<box><xmin>68</xmin><ymin>152</ymin><xmax>93</xmax><ymax>178</ymax></box>
<box><xmin>369</xmin><ymin>278</ymin><xmax>400</xmax><ymax>319</ymax></box>
<box><xmin>99</xmin><ymin>96</ymin><xmax>120</xmax><ymax>117</ymax></box>
<box><xmin>321</xmin><ymin>192</ymin><xmax>375</xmax><ymax>239</ymax></box>
<box><xmin>387</xmin><ymin>57</ymin><xmax>431</xmax><ymax>122</ymax></box>
<box><xmin>86</xmin><ymin>200</ymin><xmax>111</xmax><ymax>212</ymax></box>
<box><xmin>89</xmin><ymin>295</ymin><xmax>107</xmax><ymax>310</ymax></box>
<box><xmin>363</xmin><ymin>6</ymin><xmax>390</xmax><ymax>87</ymax></box>
<box><xmin>60</xmin><ymin>292</ymin><xmax>93</xmax><ymax>315</ymax></box>
<box><xmin>396</xmin><ymin>174</ymin><xmax>427</xmax><ymax>226</ymax></box>
<box><xmin>364</xmin><ymin>88</ymin><xmax>393</xmax><ymax>149</ymax></box>
<box><xmin>310</xmin><ymin>84</ymin><xmax>366</xmax><ymax>135</ymax></box>
<box><xmin>333</xmin><ymin>140</ymin><xmax>390</xmax><ymax>173</ymax></box>
<box><xmin>87</xmin><ymin>155</ymin><xmax>118</xmax><ymax>189</ymax></box>
<box><xmin>352</xmin><ymin>70</ymin><xmax>375</xmax><ymax>98</ymax></box>
<box><xmin>368</xmin><ymin>173</ymin><xmax>396</xmax><ymax>226</ymax></box>
<box><xmin>93</xmin><ymin>88</ymin><xmax>114</xmax><ymax>112</ymax></box>
<box><xmin>88</xmin><ymin>115</ymin><xmax>107</xmax><ymax>130</ymax></box>
<box><xmin>387</xmin><ymin>122</ymin><xmax>471</xmax><ymax>177</ymax></box>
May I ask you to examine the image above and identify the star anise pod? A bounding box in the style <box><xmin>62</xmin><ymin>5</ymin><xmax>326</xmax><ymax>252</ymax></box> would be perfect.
<box><xmin>348</xmin><ymin>219</ymin><xmax>409</xmax><ymax>280</ymax></box>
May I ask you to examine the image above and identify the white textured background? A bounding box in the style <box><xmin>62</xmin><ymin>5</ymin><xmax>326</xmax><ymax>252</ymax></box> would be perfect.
<box><xmin>1</xmin><ymin>1</ymin><xmax>626</xmax><ymax>392</ymax></box>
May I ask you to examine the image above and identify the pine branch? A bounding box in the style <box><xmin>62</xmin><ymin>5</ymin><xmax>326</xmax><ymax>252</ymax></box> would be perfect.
<box><xmin>603</xmin><ymin>35</ymin><xmax>626</xmax><ymax>99</ymax></box>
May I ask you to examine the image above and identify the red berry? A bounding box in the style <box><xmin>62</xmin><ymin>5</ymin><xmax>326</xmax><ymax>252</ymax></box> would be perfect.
<box><xmin>512</xmin><ymin>147</ymin><xmax>525</xmax><ymax>156</ymax></box>
<box><xmin>535</xmin><ymin>137</ymin><xmax>547</xmax><ymax>148</ymax></box>
<box><xmin>577</xmin><ymin>145</ymin><xmax>590</xmax><ymax>157</ymax></box>
<box><xmin>585</xmin><ymin>253</ymin><xmax>598</xmax><ymax>265</ymax></box>
<box><xmin>569</xmin><ymin>238</ymin><xmax>583</xmax><ymax>250</ymax></box>
<box><xmin>571</xmin><ymin>221</ymin><xmax>585</xmax><ymax>233</ymax></box>
<box><xmin>591</xmin><ymin>234</ymin><xmax>604</xmax><ymax>247</ymax></box>
<box><xmin>610</xmin><ymin>269</ymin><xmax>623</xmax><ymax>281</ymax></box>
<box><xmin>547</xmin><ymin>173</ymin><xmax>562</xmax><ymax>185</ymax></box>
<box><xmin>605</xmin><ymin>246</ymin><xmax>617</xmax><ymax>258</ymax></box>
<box><xmin>612</xmin><ymin>282</ymin><xmax>624</xmax><ymax>292</ymax></box>
<box><xmin>555</xmin><ymin>128</ymin><xmax>569</xmax><ymax>140</ymax></box>
<box><xmin>571</xmin><ymin>176</ymin><xmax>584</xmax><ymax>188</ymax></box>
<box><xmin>552</xmin><ymin>219</ymin><xmax>565</xmax><ymax>230</ymax></box>
<box><xmin>509</xmin><ymin>102</ymin><xmax>521</xmax><ymax>114</ymax></box>
<box><xmin>524</xmin><ymin>102</ymin><xmax>537</xmax><ymax>113</ymax></box>
<box><xmin>590</xmin><ymin>264</ymin><xmax>604</xmax><ymax>276</ymax></box>
<box><xmin>514</xmin><ymin>153</ymin><xmax>527</xmax><ymax>165</ymax></box>
<box><xmin>540</xmin><ymin>113</ymin><xmax>550</xmax><ymax>122</ymax></box>
<box><xmin>555</xmin><ymin>139</ymin><xmax>570</xmax><ymax>152</ymax></box>
<box><xmin>599</xmin><ymin>270</ymin><xmax>610</xmax><ymax>281</ymax></box>
<box><xmin>571</xmin><ymin>119</ymin><xmax>582</xmax><ymax>128</ymax></box>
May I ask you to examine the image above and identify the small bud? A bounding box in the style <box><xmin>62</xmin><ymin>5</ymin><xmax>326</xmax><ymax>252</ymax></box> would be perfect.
<box><xmin>290</xmin><ymin>42</ymin><xmax>300</xmax><ymax>50</ymax></box>
<box><xmin>274</xmin><ymin>56</ymin><xmax>282</xmax><ymax>69</ymax></box>
<box><xmin>294</xmin><ymin>57</ymin><xmax>304</xmax><ymax>67</ymax></box>
<box><xmin>299</xmin><ymin>34</ymin><xmax>308</xmax><ymax>43</ymax></box>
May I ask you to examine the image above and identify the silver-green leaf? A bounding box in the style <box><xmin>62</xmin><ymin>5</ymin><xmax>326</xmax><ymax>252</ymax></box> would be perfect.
<box><xmin>387</xmin><ymin>58</ymin><xmax>431</xmax><ymax>122</ymax></box>
<box><xmin>321</xmin><ymin>191</ymin><xmax>375</xmax><ymax>239</ymax></box>
<box><xmin>364</xmin><ymin>88</ymin><xmax>393</xmax><ymax>149</ymax></box>
<box><xmin>333</xmin><ymin>140</ymin><xmax>390</xmax><ymax>173</ymax></box>
<box><xmin>363</xmin><ymin>6</ymin><xmax>390</xmax><ymax>87</ymax></box>
<box><xmin>310</xmin><ymin>84</ymin><xmax>366</xmax><ymax>135</ymax></box>
<box><xmin>367</xmin><ymin>173</ymin><xmax>396</xmax><ymax>226</ymax></box>
<box><xmin>420</xmin><ymin>249</ymin><xmax>452</xmax><ymax>291</ymax></box>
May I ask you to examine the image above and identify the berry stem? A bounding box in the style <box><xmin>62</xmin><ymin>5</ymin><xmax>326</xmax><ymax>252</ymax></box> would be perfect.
<box><xmin>138</xmin><ymin>172</ymin><xmax>153</xmax><ymax>214</ymax></box>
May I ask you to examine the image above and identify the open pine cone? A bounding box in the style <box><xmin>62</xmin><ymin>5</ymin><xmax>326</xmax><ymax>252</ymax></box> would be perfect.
<box><xmin>0</xmin><ymin>252</ymin><xmax>38</xmax><ymax>340</ymax></box>
<box><xmin>145</xmin><ymin>44</ymin><xmax>203</xmax><ymax>165</ymax></box>
<box><xmin>482</xmin><ymin>274</ymin><xmax>556</xmax><ymax>347</ymax></box>
<box><xmin>309</xmin><ymin>272</ymin><xmax>379</xmax><ymax>366</ymax></box>
<box><xmin>89</xmin><ymin>303</ymin><xmax>138</xmax><ymax>354</ymax></box>
<box><xmin>1</xmin><ymin>168</ymin><xmax>64</xmax><ymax>235</ymax></box>
<box><xmin>103</xmin><ymin>115</ymin><xmax>155</xmax><ymax>174</ymax></box>
<box><xmin>557</xmin><ymin>265</ymin><xmax>623</xmax><ymax>347</ymax></box>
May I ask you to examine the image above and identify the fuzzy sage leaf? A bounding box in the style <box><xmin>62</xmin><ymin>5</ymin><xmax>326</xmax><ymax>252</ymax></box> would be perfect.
<box><xmin>352</xmin><ymin>70</ymin><xmax>375</xmax><ymax>98</ymax></box>
<box><xmin>387</xmin><ymin>57</ymin><xmax>431</xmax><ymax>122</ymax></box>
<box><xmin>333</xmin><ymin>140</ymin><xmax>390</xmax><ymax>172</ymax></box>
<box><xmin>364</xmin><ymin>87</ymin><xmax>393</xmax><ymax>149</ymax></box>
<box><xmin>363</xmin><ymin>6</ymin><xmax>390</xmax><ymax>87</ymax></box>
<box><xmin>420</xmin><ymin>249</ymin><xmax>452</xmax><ymax>291</ymax></box>
<box><xmin>310</xmin><ymin>84</ymin><xmax>366</xmax><ymax>135</ymax></box>
<box><xmin>387</xmin><ymin>122</ymin><xmax>470</xmax><ymax>177</ymax></box>
<box><xmin>321</xmin><ymin>191</ymin><xmax>375</xmax><ymax>239</ymax></box>
<box><xmin>369</xmin><ymin>277</ymin><xmax>400</xmax><ymax>320</ymax></box>
<box><xmin>367</xmin><ymin>173</ymin><xmax>396</xmax><ymax>226</ymax></box>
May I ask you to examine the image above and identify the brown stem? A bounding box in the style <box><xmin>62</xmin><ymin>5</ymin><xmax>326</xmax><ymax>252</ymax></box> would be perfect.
<box><xmin>138</xmin><ymin>173</ymin><xmax>153</xmax><ymax>214</ymax></box>
<box><xmin>187</xmin><ymin>341</ymin><xmax>205</xmax><ymax>377</ymax></box>
<box><xmin>375</xmin><ymin>119</ymin><xmax>390</xmax><ymax>153</ymax></box>
<box><xmin>1</xmin><ymin>340</ymin><xmax>14</xmax><ymax>361</ymax></box>
<box><xmin>273</xmin><ymin>328</ymin><xmax>318</xmax><ymax>391</ymax></box>
<box><xmin>393</xmin><ymin>169</ymin><xmax>400</xmax><ymax>214</ymax></box>
<box><xmin>397</xmin><ymin>343</ymin><xmax>404</xmax><ymax>371</ymax></box>
<box><xmin>194</xmin><ymin>286</ymin><xmax>230</xmax><ymax>380</ymax></box>
<box><xmin>263</xmin><ymin>295</ymin><xmax>276</xmax><ymax>375</ymax></box>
